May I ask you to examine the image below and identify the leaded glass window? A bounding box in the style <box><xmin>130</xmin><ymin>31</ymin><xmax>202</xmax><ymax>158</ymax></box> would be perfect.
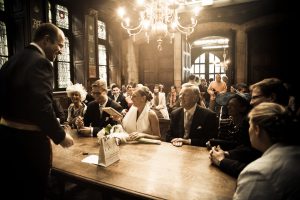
<box><xmin>48</xmin><ymin>2</ymin><xmax>73</xmax><ymax>90</ymax></box>
<box><xmin>48</xmin><ymin>2</ymin><xmax>52</xmax><ymax>23</ymax></box>
<box><xmin>0</xmin><ymin>21</ymin><xmax>8</xmax><ymax>68</ymax></box>
<box><xmin>191</xmin><ymin>53</ymin><xmax>205</xmax><ymax>79</ymax></box>
<box><xmin>98</xmin><ymin>44</ymin><xmax>107</xmax><ymax>81</ymax></box>
<box><xmin>97</xmin><ymin>20</ymin><xmax>106</xmax><ymax>40</ymax></box>
<box><xmin>208</xmin><ymin>53</ymin><xmax>225</xmax><ymax>80</ymax></box>
<box><xmin>57</xmin><ymin>36</ymin><xmax>71</xmax><ymax>88</ymax></box>
<box><xmin>0</xmin><ymin>0</ymin><xmax>4</xmax><ymax>11</ymax></box>
<box><xmin>191</xmin><ymin>52</ymin><xmax>225</xmax><ymax>81</ymax></box>
<box><xmin>56</xmin><ymin>4</ymin><xmax>69</xmax><ymax>30</ymax></box>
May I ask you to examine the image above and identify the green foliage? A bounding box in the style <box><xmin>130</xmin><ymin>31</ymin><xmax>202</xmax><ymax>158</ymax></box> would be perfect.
<box><xmin>104</xmin><ymin>124</ymin><xmax>112</xmax><ymax>135</ymax></box>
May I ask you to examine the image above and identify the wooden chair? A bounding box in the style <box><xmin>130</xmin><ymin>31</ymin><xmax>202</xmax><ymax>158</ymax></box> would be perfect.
<box><xmin>159</xmin><ymin>118</ymin><xmax>170</xmax><ymax>141</ymax></box>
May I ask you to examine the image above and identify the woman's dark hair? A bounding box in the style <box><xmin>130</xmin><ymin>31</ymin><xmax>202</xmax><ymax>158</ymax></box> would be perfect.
<box><xmin>227</xmin><ymin>94</ymin><xmax>252</xmax><ymax>114</ymax></box>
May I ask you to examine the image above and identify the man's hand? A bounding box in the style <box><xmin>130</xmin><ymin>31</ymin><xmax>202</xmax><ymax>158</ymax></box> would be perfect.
<box><xmin>209</xmin><ymin>145</ymin><xmax>225</xmax><ymax>166</ymax></box>
<box><xmin>59</xmin><ymin>132</ymin><xmax>74</xmax><ymax>148</ymax></box>
<box><xmin>75</xmin><ymin>116</ymin><xmax>84</xmax><ymax>129</ymax></box>
<box><xmin>171</xmin><ymin>138</ymin><xmax>190</xmax><ymax>147</ymax></box>
<box><xmin>78</xmin><ymin>127</ymin><xmax>92</xmax><ymax>137</ymax></box>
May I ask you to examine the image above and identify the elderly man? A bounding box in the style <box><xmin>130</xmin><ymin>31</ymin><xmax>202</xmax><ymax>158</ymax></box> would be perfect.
<box><xmin>166</xmin><ymin>84</ymin><xmax>218</xmax><ymax>147</ymax></box>
<box><xmin>76</xmin><ymin>79</ymin><xmax>123</xmax><ymax>137</ymax></box>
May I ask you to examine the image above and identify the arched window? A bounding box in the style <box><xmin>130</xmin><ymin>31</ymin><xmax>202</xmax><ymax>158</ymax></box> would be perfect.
<box><xmin>191</xmin><ymin>52</ymin><xmax>226</xmax><ymax>81</ymax></box>
<box><xmin>191</xmin><ymin>36</ymin><xmax>229</xmax><ymax>81</ymax></box>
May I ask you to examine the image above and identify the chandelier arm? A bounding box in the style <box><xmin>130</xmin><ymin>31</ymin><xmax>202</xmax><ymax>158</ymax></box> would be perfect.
<box><xmin>121</xmin><ymin>21</ymin><xmax>144</xmax><ymax>32</ymax></box>
<box><xmin>176</xmin><ymin>26</ymin><xmax>194</xmax><ymax>35</ymax></box>
<box><xmin>175</xmin><ymin>18</ymin><xmax>197</xmax><ymax>29</ymax></box>
<box><xmin>121</xmin><ymin>21</ymin><xmax>145</xmax><ymax>36</ymax></box>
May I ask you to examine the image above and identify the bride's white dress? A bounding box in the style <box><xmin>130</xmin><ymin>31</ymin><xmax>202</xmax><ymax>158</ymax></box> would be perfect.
<box><xmin>122</xmin><ymin>103</ymin><xmax>152</xmax><ymax>134</ymax></box>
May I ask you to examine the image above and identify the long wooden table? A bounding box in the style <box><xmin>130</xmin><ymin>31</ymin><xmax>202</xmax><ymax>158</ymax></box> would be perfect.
<box><xmin>51</xmin><ymin>133</ymin><xmax>236</xmax><ymax>200</ymax></box>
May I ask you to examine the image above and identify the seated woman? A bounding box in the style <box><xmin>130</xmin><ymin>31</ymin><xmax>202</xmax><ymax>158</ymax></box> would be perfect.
<box><xmin>66</xmin><ymin>83</ymin><xmax>87</xmax><ymax>128</ymax></box>
<box><xmin>113</xmin><ymin>86</ymin><xmax>161</xmax><ymax>142</ymax></box>
<box><xmin>151</xmin><ymin>84</ymin><xmax>169</xmax><ymax>119</ymax></box>
<box><xmin>166</xmin><ymin>85</ymin><xmax>180</xmax><ymax>113</ymax></box>
<box><xmin>209</xmin><ymin>94</ymin><xmax>261</xmax><ymax>177</ymax></box>
<box><xmin>233</xmin><ymin>102</ymin><xmax>300</xmax><ymax>199</ymax></box>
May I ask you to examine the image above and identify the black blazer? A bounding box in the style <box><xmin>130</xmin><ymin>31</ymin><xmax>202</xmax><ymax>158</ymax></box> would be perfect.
<box><xmin>83</xmin><ymin>98</ymin><xmax>123</xmax><ymax>136</ymax></box>
<box><xmin>110</xmin><ymin>94</ymin><xmax>128</xmax><ymax>110</ymax></box>
<box><xmin>0</xmin><ymin>45</ymin><xmax>65</xmax><ymax>144</ymax></box>
<box><xmin>166</xmin><ymin>105</ymin><xmax>218</xmax><ymax>147</ymax></box>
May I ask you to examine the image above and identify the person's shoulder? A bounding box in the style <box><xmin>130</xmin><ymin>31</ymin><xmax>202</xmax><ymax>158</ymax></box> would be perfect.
<box><xmin>148</xmin><ymin>109</ymin><xmax>156</xmax><ymax>116</ymax></box>
<box><xmin>87</xmin><ymin>100</ymin><xmax>97</xmax><ymax>107</ymax></box>
<box><xmin>171</xmin><ymin>107</ymin><xmax>183</xmax><ymax>116</ymax></box>
<box><xmin>196</xmin><ymin>105</ymin><xmax>216</xmax><ymax>115</ymax></box>
<box><xmin>109</xmin><ymin>98</ymin><xmax>122</xmax><ymax>109</ymax></box>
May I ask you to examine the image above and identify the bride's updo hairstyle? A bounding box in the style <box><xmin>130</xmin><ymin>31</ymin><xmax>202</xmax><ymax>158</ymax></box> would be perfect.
<box><xmin>137</xmin><ymin>86</ymin><xmax>153</xmax><ymax>102</ymax></box>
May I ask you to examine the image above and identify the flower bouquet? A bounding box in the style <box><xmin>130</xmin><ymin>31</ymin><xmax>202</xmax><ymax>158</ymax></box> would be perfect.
<box><xmin>97</xmin><ymin>124</ymin><xmax>161</xmax><ymax>145</ymax></box>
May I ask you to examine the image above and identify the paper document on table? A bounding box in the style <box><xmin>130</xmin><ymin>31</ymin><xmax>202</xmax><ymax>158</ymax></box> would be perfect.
<box><xmin>81</xmin><ymin>155</ymin><xmax>99</xmax><ymax>165</ymax></box>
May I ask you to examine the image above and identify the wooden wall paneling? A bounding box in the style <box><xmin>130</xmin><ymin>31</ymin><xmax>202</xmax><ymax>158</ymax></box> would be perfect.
<box><xmin>30</xmin><ymin>0</ymin><xmax>45</xmax><ymax>40</ymax></box>
<box><xmin>139</xmin><ymin>41</ymin><xmax>174</xmax><ymax>91</ymax></box>
<box><xmin>10</xmin><ymin>0</ymin><xmax>29</xmax><ymax>54</ymax></box>
<box><xmin>71</xmin><ymin>7</ymin><xmax>87</xmax><ymax>88</ymax></box>
<box><xmin>247</xmin><ymin>24</ymin><xmax>284</xmax><ymax>85</ymax></box>
<box><xmin>158</xmin><ymin>56</ymin><xmax>174</xmax><ymax>93</ymax></box>
<box><xmin>85</xmin><ymin>10</ymin><xmax>97</xmax><ymax>79</ymax></box>
<box><xmin>73</xmin><ymin>34</ymin><xmax>84</xmax><ymax>65</ymax></box>
<box><xmin>74</xmin><ymin>61</ymin><xmax>84</xmax><ymax>85</ymax></box>
<box><xmin>13</xmin><ymin>18</ymin><xmax>27</xmax><ymax>53</ymax></box>
<box><xmin>143</xmin><ymin>58</ymin><xmax>156</xmax><ymax>88</ymax></box>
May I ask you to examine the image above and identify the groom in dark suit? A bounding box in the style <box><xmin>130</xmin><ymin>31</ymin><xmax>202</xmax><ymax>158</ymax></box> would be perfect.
<box><xmin>76</xmin><ymin>79</ymin><xmax>123</xmax><ymax>137</ymax></box>
<box><xmin>166</xmin><ymin>84</ymin><xmax>218</xmax><ymax>147</ymax></box>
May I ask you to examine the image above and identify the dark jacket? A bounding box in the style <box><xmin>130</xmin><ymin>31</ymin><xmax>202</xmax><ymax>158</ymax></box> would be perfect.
<box><xmin>0</xmin><ymin>45</ymin><xmax>65</xmax><ymax>144</ymax></box>
<box><xmin>83</xmin><ymin>98</ymin><xmax>123</xmax><ymax>136</ymax></box>
<box><xmin>166</xmin><ymin>105</ymin><xmax>218</xmax><ymax>146</ymax></box>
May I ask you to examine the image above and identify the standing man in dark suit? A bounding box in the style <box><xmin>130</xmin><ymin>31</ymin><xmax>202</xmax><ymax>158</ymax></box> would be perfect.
<box><xmin>166</xmin><ymin>84</ymin><xmax>218</xmax><ymax>147</ymax></box>
<box><xmin>0</xmin><ymin>23</ymin><xmax>74</xmax><ymax>199</ymax></box>
<box><xmin>76</xmin><ymin>79</ymin><xmax>123</xmax><ymax>137</ymax></box>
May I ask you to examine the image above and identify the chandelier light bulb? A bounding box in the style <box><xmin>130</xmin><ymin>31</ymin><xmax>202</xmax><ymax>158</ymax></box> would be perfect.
<box><xmin>117</xmin><ymin>7</ymin><xmax>125</xmax><ymax>18</ymax></box>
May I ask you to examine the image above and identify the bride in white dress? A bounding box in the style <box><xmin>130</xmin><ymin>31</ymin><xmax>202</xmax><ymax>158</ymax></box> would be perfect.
<box><xmin>121</xmin><ymin>86</ymin><xmax>161</xmax><ymax>141</ymax></box>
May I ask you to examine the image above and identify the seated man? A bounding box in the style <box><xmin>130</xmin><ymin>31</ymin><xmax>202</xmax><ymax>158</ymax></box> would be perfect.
<box><xmin>76</xmin><ymin>79</ymin><xmax>123</xmax><ymax>137</ymax></box>
<box><xmin>166</xmin><ymin>84</ymin><xmax>218</xmax><ymax>147</ymax></box>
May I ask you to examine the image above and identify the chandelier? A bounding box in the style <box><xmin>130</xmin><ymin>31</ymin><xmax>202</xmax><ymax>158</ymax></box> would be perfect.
<box><xmin>117</xmin><ymin>0</ymin><xmax>201</xmax><ymax>51</ymax></box>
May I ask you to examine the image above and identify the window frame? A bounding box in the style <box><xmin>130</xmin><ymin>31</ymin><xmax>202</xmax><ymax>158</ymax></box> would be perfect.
<box><xmin>191</xmin><ymin>51</ymin><xmax>226</xmax><ymax>81</ymax></box>
<box><xmin>47</xmin><ymin>1</ymin><xmax>74</xmax><ymax>91</ymax></box>
<box><xmin>96</xmin><ymin>18</ymin><xmax>108</xmax><ymax>83</ymax></box>
<box><xmin>0</xmin><ymin>0</ymin><xmax>9</xmax><ymax>68</ymax></box>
